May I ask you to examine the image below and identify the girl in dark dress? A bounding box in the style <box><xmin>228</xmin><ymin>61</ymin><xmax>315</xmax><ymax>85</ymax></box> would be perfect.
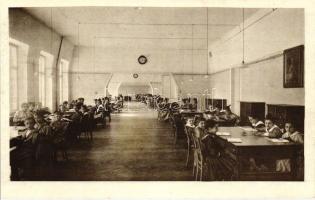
<box><xmin>34</xmin><ymin>113</ymin><xmax>53</xmax><ymax>179</ymax></box>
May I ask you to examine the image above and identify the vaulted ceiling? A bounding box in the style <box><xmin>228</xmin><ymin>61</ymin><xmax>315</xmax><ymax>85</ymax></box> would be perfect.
<box><xmin>24</xmin><ymin>7</ymin><xmax>259</xmax><ymax>48</ymax></box>
<box><xmin>23</xmin><ymin>7</ymin><xmax>260</xmax><ymax>78</ymax></box>
<box><xmin>22</xmin><ymin>7</ymin><xmax>261</xmax><ymax>94</ymax></box>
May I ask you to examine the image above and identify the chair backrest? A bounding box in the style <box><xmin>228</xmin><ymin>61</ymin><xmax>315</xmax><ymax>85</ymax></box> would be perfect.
<box><xmin>184</xmin><ymin>125</ymin><xmax>190</xmax><ymax>143</ymax></box>
<box><xmin>192</xmin><ymin>128</ymin><xmax>205</xmax><ymax>162</ymax></box>
<box><xmin>185</xmin><ymin>126</ymin><xmax>194</xmax><ymax>145</ymax></box>
<box><xmin>81</xmin><ymin>114</ymin><xmax>90</xmax><ymax>131</ymax></box>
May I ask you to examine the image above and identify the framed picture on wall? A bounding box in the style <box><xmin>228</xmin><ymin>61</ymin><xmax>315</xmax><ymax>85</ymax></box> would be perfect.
<box><xmin>283</xmin><ymin>45</ymin><xmax>304</xmax><ymax>88</ymax></box>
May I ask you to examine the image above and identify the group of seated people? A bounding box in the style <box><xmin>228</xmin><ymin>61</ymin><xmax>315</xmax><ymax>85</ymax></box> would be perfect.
<box><xmin>10</xmin><ymin>96</ymin><xmax>117</xmax><ymax>180</ymax></box>
<box><xmin>93</xmin><ymin>97</ymin><xmax>112</xmax><ymax>124</ymax></box>
<box><xmin>136</xmin><ymin>94</ymin><xmax>161</xmax><ymax>109</ymax></box>
<box><xmin>111</xmin><ymin>95</ymin><xmax>124</xmax><ymax>112</ymax></box>
<box><xmin>11</xmin><ymin>102</ymin><xmax>49</xmax><ymax>126</ymax></box>
<box><xmin>184</xmin><ymin>113</ymin><xmax>304</xmax><ymax>181</ymax></box>
<box><xmin>156</xmin><ymin>96</ymin><xmax>241</xmax><ymax>127</ymax></box>
<box><xmin>185</xmin><ymin>118</ymin><xmax>234</xmax><ymax>180</ymax></box>
<box><xmin>204</xmin><ymin>104</ymin><xmax>240</xmax><ymax>126</ymax></box>
<box><xmin>136</xmin><ymin>94</ymin><xmax>149</xmax><ymax>102</ymax></box>
<box><xmin>247</xmin><ymin>113</ymin><xmax>303</xmax><ymax>175</ymax></box>
<box><xmin>157</xmin><ymin>97</ymin><xmax>202</xmax><ymax>122</ymax></box>
<box><xmin>180</xmin><ymin>98</ymin><xmax>198</xmax><ymax>110</ymax></box>
<box><xmin>156</xmin><ymin>97</ymin><xmax>172</xmax><ymax>121</ymax></box>
<box><xmin>11</xmin><ymin>108</ymin><xmax>79</xmax><ymax>180</ymax></box>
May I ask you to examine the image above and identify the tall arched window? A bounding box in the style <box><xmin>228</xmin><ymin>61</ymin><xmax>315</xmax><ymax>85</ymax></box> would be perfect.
<box><xmin>38</xmin><ymin>54</ymin><xmax>46</xmax><ymax>107</ymax></box>
<box><xmin>59</xmin><ymin>59</ymin><xmax>69</xmax><ymax>104</ymax></box>
<box><xmin>9</xmin><ymin>44</ymin><xmax>18</xmax><ymax>111</ymax></box>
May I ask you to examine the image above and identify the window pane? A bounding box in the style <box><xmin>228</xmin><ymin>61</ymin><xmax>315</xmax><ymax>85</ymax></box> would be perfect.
<box><xmin>39</xmin><ymin>55</ymin><xmax>46</xmax><ymax>106</ymax></box>
<box><xmin>59</xmin><ymin>61</ymin><xmax>63</xmax><ymax>103</ymax></box>
<box><xmin>9</xmin><ymin>44</ymin><xmax>18</xmax><ymax>111</ymax></box>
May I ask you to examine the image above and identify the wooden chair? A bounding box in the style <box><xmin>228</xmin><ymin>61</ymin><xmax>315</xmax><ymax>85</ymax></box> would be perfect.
<box><xmin>173</xmin><ymin>114</ymin><xmax>184</xmax><ymax>145</ymax></box>
<box><xmin>80</xmin><ymin>114</ymin><xmax>93</xmax><ymax>141</ymax></box>
<box><xmin>95</xmin><ymin>111</ymin><xmax>106</xmax><ymax>129</ymax></box>
<box><xmin>191</xmin><ymin>131</ymin><xmax>207</xmax><ymax>181</ymax></box>
<box><xmin>88</xmin><ymin>112</ymin><xmax>95</xmax><ymax>140</ymax></box>
<box><xmin>52</xmin><ymin>122</ymin><xmax>70</xmax><ymax>162</ymax></box>
<box><xmin>184</xmin><ymin>125</ymin><xmax>196</xmax><ymax>168</ymax></box>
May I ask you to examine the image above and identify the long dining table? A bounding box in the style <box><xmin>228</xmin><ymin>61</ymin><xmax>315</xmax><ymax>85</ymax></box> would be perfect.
<box><xmin>213</xmin><ymin>126</ymin><xmax>303</xmax><ymax>181</ymax></box>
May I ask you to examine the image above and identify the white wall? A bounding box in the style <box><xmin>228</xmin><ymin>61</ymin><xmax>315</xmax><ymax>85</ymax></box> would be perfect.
<box><xmin>209</xmin><ymin>71</ymin><xmax>230</xmax><ymax>101</ymax></box>
<box><xmin>69</xmin><ymin>73</ymin><xmax>111</xmax><ymax>105</ymax></box>
<box><xmin>173</xmin><ymin>74</ymin><xmax>212</xmax><ymax>109</ymax></box>
<box><xmin>209</xmin><ymin>8</ymin><xmax>304</xmax><ymax>73</ymax></box>
<box><xmin>9</xmin><ymin>8</ymin><xmax>74</xmax><ymax>111</ymax></box>
<box><xmin>105</xmin><ymin>73</ymin><xmax>162</xmax><ymax>98</ymax></box>
<box><xmin>9</xmin><ymin>39</ymin><xmax>29</xmax><ymax>110</ymax></box>
<box><xmin>71</xmin><ymin>25</ymin><xmax>207</xmax><ymax>74</ymax></box>
<box><xmin>150</xmin><ymin>82</ymin><xmax>162</xmax><ymax>95</ymax></box>
<box><xmin>207</xmin><ymin>8</ymin><xmax>304</xmax><ymax>115</ymax></box>
<box><xmin>118</xmin><ymin>85</ymin><xmax>151</xmax><ymax>97</ymax></box>
<box><xmin>240</xmin><ymin>56</ymin><xmax>304</xmax><ymax>105</ymax></box>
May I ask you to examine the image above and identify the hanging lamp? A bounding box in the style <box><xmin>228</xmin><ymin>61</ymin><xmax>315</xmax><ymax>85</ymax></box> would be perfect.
<box><xmin>204</xmin><ymin>8</ymin><xmax>209</xmax><ymax>79</ymax></box>
<box><xmin>189</xmin><ymin>24</ymin><xmax>194</xmax><ymax>82</ymax></box>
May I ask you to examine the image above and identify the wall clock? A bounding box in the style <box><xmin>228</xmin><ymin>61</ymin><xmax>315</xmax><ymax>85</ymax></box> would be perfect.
<box><xmin>138</xmin><ymin>55</ymin><xmax>147</xmax><ymax>64</ymax></box>
<box><xmin>133</xmin><ymin>73</ymin><xmax>139</xmax><ymax>79</ymax></box>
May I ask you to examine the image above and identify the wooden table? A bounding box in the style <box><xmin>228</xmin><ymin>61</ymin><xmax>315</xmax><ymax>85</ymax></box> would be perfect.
<box><xmin>179</xmin><ymin>110</ymin><xmax>204</xmax><ymax>119</ymax></box>
<box><xmin>10</xmin><ymin>126</ymin><xmax>26</xmax><ymax>138</ymax></box>
<box><xmin>10</xmin><ymin>126</ymin><xmax>26</xmax><ymax>151</ymax></box>
<box><xmin>214</xmin><ymin>127</ymin><xmax>303</xmax><ymax>181</ymax></box>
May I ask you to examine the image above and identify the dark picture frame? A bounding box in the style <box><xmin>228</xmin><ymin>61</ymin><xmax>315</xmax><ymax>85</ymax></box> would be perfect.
<box><xmin>283</xmin><ymin>45</ymin><xmax>304</xmax><ymax>88</ymax></box>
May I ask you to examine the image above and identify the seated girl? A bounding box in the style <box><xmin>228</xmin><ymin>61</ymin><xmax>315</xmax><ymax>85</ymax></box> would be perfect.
<box><xmin>221</xmin><ymin>105</ymin><xmax>240</xmax><ymax>125</ymax></box>
<box><xmin>181</xmin><ymin>98</ymin><xmax>190</xmax><ymax>109</ymax></box>
<box><xmin>276</xmin><ymin>122</ymin><xmax>304</xmax><ymax>173</ymax></box>
<box><xmin>206</xmin><ymin>104</ymin><xmax>224</xmax><ymax>121</ymax></box>
<box><xmin>190</xmin><ymin>98</ymin><xmax>198</xmax><ymax>111</ymax></box>
<box><xmin>34</xmin><ymin>114</ymin><xmax>53</xmax><ymax>163</ymax></box>
<box><xmin>50</xmin><ymin>111</ymin><xmax>68</xmax><ymax>146</ymax></box>
<box><xmin>10</xmin><ymin>117</ymin><xmax>38</xmax><ymax>180</ymax></box>
<box><xmin>194</xmin><ymin>117</ymin><xmax>205</xmax><ymax>139</ymax></box>
<box><xmin>263</xmin><ymin>114</ymin><xmax>283</xmax><ymax>138</ymax></box>
<box><xmin>281</xmin><ymin>122</ymin><xmax>304</xmax><ymax>143</ymax></box>
<box><xmin>94</xmin><ymin>99</ymin><xmax>104</xmax><ymax>119</ymax></box>
<box><xmin>247</xmin><ymin>114</ymin><xmax>282</xmax><ymax>171</ymax></box>
<box><xmin>200</xmin><ymin>120</ymin><xmax>233</xmax><ymax>180</ymax></box>
<box><xmin>185</xmin><ymin>118</ymin><xmax>195</xmax><ymax>128</ymax></box>
<box><xmin>13</xmin><ymin>103</ymin><xmax>32</xmax><ymax>126</ymax></box>
<box><xmin>27</xmin><ymin>102</ymin><xmax>36</xmax><ymax>117</ymax></box>
<box><xmin>248</xmin><ymin>114</ymin><xmax>265</xmax><ymax>132</ymax></box>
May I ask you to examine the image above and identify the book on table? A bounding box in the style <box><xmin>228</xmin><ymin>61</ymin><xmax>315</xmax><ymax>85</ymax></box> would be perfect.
<box><xmin>268</xmin><ymin>138</ymin><xmax>290</xmax><ymax>143</ymax></box>
<box><xmin>216</xmin><ymin>132</ymin><xmax>231</xmax><ymax>136</ymax></box>
<box><xmin>227</xmin><ymin>138</ymin><xmax>242</xmax><ymax>143</ymax></box>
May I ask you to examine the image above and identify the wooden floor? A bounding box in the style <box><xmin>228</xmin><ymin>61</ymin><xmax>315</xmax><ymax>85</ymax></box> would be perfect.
<box><xmin>50</xmin><ymin>101</ymin><xmax>193</xmax><ymax>181</ymax></box>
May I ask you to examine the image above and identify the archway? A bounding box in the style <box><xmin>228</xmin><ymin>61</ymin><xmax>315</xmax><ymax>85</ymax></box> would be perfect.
<box><xmin>118</xmin><ymin>82</ymin><xmax>152</xmax><ymax>100</ymax></box>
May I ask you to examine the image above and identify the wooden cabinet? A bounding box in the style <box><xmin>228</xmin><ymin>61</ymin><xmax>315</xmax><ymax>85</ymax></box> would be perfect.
<box><xmin>240</xmin><ymin>102</ymin><xmax>266</xmax><ymax>126</ymax></box>
<box><xmin>267</xmin><ymin>104</ymin><xmax>304</xmax><ymax>132</ymax></box>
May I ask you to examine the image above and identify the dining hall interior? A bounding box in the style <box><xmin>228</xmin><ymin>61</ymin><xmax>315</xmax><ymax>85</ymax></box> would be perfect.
<box><xmin>8</xmin><ymin>7</ymin><xmax>305</xmax><ymax>181</ymax></box>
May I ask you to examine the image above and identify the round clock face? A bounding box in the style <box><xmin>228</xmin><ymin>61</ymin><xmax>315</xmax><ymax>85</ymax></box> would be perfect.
<box><xmin>133</xmin><ymin>73</ymin><xmax>139</xmax><ymax>79</ymax></box>
<box><xmin>138</xmin><ymin>55</ymin><xmax>147</xmax><ymax>64</ymax></box>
